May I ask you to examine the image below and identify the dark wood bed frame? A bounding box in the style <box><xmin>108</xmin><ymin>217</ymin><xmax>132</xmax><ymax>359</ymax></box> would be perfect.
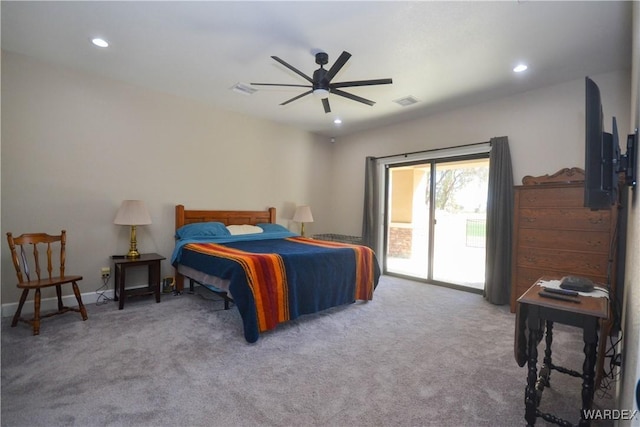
<box><xmin>174</xmin><ymin>205</ymin><xmax>277</xmax><ymax>292</ymax></box>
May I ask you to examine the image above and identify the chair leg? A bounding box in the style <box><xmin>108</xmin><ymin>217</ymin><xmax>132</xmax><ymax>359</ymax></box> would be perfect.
<box><xmin>33</xmin><ymin>289</ymin><xmax>41</xmax><ymax>336</ymax></box>
<box><xmin>72</xmin><ymin>281</ymin><xmax>88</xmax><ymax>321</ymax></box>
<box><xmin>55</xmin><ymin>285</ymin><xmax>64</xmax><ymax>311</ymax></box>
<box><xmin>11</xmin><ymin>289</ymin><xmax>29</xmax><ymax>327</ymax></box>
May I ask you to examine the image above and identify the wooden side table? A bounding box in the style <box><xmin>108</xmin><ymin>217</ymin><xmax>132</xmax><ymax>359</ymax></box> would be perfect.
<box><xmin>516</xmin><ymin>279</ymin><xmax>609</xmax><ymax>426</ymax></box>
<box><xmin>112</xmin><ymin>253</ymin><xmax>166</xmax><ymax>310</ymax></box>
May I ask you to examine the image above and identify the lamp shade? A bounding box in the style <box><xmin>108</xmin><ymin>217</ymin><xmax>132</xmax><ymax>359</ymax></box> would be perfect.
<box><xmin>114</xmin><ymin>200</ymin><xmax>152</xmax><ymax>225</ymax></box>
<box><xmin>293</xmin><ymin>205</ymin><xmax>314</xmax><ymax>223</ymax></box>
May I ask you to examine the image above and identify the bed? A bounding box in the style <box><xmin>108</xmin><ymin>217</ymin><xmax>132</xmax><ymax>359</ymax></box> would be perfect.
<box><xmin>172</xmin><ymin>205</ymin><xmax>381</xmax><ymax>343</ymax></box>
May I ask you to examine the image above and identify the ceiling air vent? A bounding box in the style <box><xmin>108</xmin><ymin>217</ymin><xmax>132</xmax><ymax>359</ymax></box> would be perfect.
<box><xmin>231</xmin><ymin>83</ymin><xmax>257</xmax><ymax>95</ymax></box>
<box><xmin>393</xmin><ymin>96</ymin><xmax>419</xmax><ymax>107</ymax></box>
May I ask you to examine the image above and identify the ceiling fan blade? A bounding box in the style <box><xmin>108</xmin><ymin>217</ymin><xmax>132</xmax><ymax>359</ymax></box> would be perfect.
<box><xmin>280</xmin><ymin>90</ymin><xmax>313</xmax><ymax>106</ymax></box>
<box><xmin>271</xmin><ymin>56</ymin><xmax>313</xmax><ymax>83</ymax></box>
<box><xmin>322</xmin><ymin>98</ymin><xmax>331</xmax><ymax>113</ymax></box>
<box><xmin>330</xmin><ymin>78</ymin><xmax>393</xmax><ymax>89</ymax></box>
<box><xmin>324</xmin><ymin>51</ymin><xmax>352</xmax><ymax>83</ymax></box>
<box><xmin>251</xmin><ymin>83</ymin><xmax>312</xmax><ymax>88</ymax></box>
<box><xmin>331</xmin><ymin>89</ymin><xmax>376</xmax><ymax>106</ymax></box>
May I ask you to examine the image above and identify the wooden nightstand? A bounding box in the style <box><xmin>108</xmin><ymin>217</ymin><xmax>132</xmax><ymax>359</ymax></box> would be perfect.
<box><xmin>112</xmin><ymin>253</ymin><xmax>166</xmax><ymax>310</ymax></box>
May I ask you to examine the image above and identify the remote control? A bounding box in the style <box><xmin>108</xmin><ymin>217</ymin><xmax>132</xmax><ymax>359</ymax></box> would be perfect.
<box><xmin>538</xmin><ymin>290</ymin><xmax>581</xmax><ymax>303</ymax></box>
<box><xmin>543</xmin><ymin>287</ymin><xmax>579</xmax><ymax>297</ymax></box>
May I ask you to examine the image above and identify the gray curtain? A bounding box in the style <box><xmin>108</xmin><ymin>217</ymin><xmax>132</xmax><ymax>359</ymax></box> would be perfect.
<box><xmin>484</xmin><ymin>137</ymin><xmax>514</xmax><ymax>305</ymax></box>
<box><xmin>361</xmin><ymin>156</ymin><xmax>379</xmax><ymax>251</ymax></box>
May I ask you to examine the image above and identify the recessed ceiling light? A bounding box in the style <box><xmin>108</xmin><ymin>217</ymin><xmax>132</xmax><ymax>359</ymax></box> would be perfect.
<box><xmin>91</xmin><ymin>38</ymin><xmax>109</xmax><ymax>48</ymax></box>
<box><xmin>513</xmin><ymin>64</ymin><xmax>528</xmax><ymax>73</ymax></box>
<box><xmin>334</xmin><ymin>118</ymin><xmax>342</xmax><ymax>125</ymax></box>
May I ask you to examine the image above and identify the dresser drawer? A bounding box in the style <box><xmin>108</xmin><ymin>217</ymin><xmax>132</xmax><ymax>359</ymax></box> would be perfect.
<box><xmin>516</xmin><ymin>248</ymin><xmax>609</xmax><ymax>276</ymax></box>
<box><xmin>517</xmin><ymin>229</ymin><xmax>610</xmax><ymax>253</ymax></box>
<box><xmin>518</xmin><ymin>208</ymin><xmax>611</xmax><ymax>231</ymax></box>
<box><xmin>517</xmin><ymin>186</ymin><xmax>583</xmax><ymax>208</ymax></box>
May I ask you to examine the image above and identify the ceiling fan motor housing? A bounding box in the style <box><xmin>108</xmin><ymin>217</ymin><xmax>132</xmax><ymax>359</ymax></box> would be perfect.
<box><xmin>315</xmin><ymin>52</ymin><xmax>329</xmax><ymax>66</ymax></box>
<box><xmin>313</xmin><ymin>68</ymin><xmax>329</xmax><ymax>91</ymax></box>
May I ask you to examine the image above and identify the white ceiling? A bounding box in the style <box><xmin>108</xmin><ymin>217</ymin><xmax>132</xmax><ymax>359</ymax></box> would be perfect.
<box><xmin>1</xmin><ymin>1</ymin><xmax>633</xmax><ymax>137</ymax></box>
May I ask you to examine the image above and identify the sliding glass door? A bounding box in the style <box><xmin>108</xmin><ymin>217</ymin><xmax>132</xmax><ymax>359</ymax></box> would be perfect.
<box><xmin>385</xmin><ymin>163</ymin><xmax>431</xmax><ymax>279</ymax></box>
<box><xmin>384</xmin><ymin>156</ymin><xmax>489</xmax><ymax>290</ymax></box>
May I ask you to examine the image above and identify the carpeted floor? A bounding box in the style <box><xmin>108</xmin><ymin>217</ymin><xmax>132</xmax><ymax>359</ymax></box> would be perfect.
<box><xmin>1</xmin><ymin>275</ymin><xmax>616</xmax><ymax>426</ymax></box>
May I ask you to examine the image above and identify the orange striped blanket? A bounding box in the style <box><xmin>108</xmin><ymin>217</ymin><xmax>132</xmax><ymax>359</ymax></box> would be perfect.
<box><xmin>178</xmin><ymin>237</ymin><xmax>380</xmax><ymax>342</ymax></box>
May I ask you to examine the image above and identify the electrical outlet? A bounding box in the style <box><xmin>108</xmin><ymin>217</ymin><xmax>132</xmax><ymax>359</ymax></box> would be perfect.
<box><xmin>101</xmin><ymin>267</ymin><xmax>111</xmax><ymax>279</ymax></box>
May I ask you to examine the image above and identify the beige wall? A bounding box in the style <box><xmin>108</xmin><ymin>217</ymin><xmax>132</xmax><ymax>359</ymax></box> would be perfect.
<box><xmin>1</xmin><ymin>51</ymin><xmax>333</xmax><ymax>306</ymax></box>
<box><xmin>619</xmin><ymin>2</ymin><xmax>640</xmax><ymax>421</ymax></box>
<box><xmin>328</xmin><ymin>69</ymin><xmax>630</xmax><ymax>235</ymax></box>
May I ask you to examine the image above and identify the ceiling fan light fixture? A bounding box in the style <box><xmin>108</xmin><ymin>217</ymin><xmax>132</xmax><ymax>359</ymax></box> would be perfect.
<box><xmin>313</xmin><ymin>88</ymin><xmax>330</xmax><ymax>99</ymax></box>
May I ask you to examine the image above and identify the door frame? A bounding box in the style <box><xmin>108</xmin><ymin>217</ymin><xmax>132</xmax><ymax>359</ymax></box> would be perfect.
<box><xmin>376</xmin><ymin>143</ymin><xmax>491</xmax><ymax>291</ymax></box>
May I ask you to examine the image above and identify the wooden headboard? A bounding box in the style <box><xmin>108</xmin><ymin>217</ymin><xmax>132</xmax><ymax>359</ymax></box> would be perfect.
<box><xmin>173</xmin><ymin>205</ymin><xmax>276</xmax><ymax>291</ymax></box>
<box><xmin>175</xmin><ymin>205</ymin><xmax>276</xmax><ymax>231</ymax></box>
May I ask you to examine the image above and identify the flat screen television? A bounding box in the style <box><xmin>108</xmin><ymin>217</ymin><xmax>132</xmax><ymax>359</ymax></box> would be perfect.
<box><xmin>584</xmin><ymin>77</ymin><xmax>637</xmax><ymax>333</ymax></box>
<box><xmin>584</xmin><ymin>76</ymin><xmax>637</xmax><ymax>210</ymax></box>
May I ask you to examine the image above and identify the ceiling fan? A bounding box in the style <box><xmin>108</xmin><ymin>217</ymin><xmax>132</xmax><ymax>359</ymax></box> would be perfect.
<box><xmin>251</xmin><ymin>51</ymin><xmax>392</xmax><ymax>113</ymax></box>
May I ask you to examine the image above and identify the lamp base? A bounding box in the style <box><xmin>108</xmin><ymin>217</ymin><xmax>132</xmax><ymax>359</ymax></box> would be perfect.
<box><xmin>126</xmin><ymin>249</ymin><xmax>141</xmax><ymax>259</ymax></box>
<box><xmin>126</xmin><ymin>225</ymin><xmax>141</xmax><ymax>258</ymax></box>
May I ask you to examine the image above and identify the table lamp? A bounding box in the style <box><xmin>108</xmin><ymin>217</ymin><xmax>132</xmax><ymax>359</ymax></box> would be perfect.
<box><xmin>293</xmin><ymin>205</ymin><xmax>314</xmax><ymax>237</ymax></box>
<box><xmin>114</xmin><ymin>200</ymin><xmax>152</xmax><ymax>258</ymax></box>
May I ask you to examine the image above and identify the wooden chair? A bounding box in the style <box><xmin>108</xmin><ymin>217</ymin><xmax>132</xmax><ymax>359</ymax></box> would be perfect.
<box><xmin>6</xmin><ymin>230</ymin><xmax>88</xmax><ymax>335</ymax></box>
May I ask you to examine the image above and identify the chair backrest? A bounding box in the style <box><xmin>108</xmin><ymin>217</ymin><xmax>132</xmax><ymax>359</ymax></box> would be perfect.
<box><xmin>6</xmin><ymin>230</ymin><xmax>68</xmax><ymax>283</ymax></box>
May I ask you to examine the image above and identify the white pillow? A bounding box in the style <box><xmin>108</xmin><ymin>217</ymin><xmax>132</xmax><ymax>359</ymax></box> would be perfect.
<box><xmin>226</xmin><ymin>224</ymin><xmax>264</xmax><ymax>235</ymax></box>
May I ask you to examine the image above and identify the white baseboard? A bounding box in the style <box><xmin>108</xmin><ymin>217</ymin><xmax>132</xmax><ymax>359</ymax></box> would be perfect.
<box><xmin>1</xmin><ymin>289</ymin><xmax>116</xmax><ymax>318</ymax></box>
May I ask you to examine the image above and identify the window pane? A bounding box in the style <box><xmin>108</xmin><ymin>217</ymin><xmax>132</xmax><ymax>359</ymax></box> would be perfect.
<box><xmin>432</xmin><ymin>158</ymin><xmax>489</xmax><ymax>288</ymax></box>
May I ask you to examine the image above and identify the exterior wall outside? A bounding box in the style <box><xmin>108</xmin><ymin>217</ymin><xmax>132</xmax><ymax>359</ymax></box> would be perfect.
<box><xmin>388</xmin><ymin>225</ymin><xmax>412</xmax><ymax>258</ymax></box>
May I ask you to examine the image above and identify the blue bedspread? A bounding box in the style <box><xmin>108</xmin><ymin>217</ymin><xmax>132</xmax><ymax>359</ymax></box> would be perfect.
<box><xmin>173</xmin><ymin>237</ymin><xmax>380</xmax><ymax>343</ymax></box>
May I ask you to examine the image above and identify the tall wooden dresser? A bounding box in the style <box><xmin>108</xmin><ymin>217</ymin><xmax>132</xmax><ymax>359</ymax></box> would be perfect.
<box><xmin>510</xmin><ymin>168</ymin><xmax>618</xmax><ymax>312</ymax></box>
